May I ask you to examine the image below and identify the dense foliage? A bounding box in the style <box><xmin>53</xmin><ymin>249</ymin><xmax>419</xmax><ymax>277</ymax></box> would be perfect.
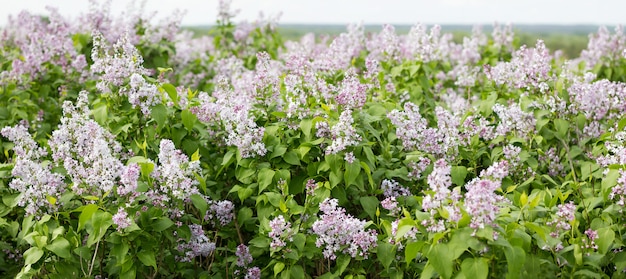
<box><xmin>2</xmin><ymin>1</ymin><xmax>626</xmax><ymax>278</ymax></box>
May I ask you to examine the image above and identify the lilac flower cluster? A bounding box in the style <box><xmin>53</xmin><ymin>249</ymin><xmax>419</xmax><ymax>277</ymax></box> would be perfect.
<box><xmin>311</xmin><ymin>198</ymin><xmax>378</xmax><ymax>260</ymax></box>
<box><xmin>567</xmin><ymin>77</ymin><xmax>626</xmax><ymax>137</ymax></box>
<box><xmin>485</xmin><ymin>40</ymin><xmax>552</xmax><ymax>92</ymax></box>
<box><xmin>539</xmin><ymin>147</ymin><xmax>565</xmax><ymax>177</ymax></box>
<box><xmin>464</xmin><ymin>161</ymin><xmax>510</xmax><ymax>231</ymax></box>
<box><xmin>381</xmin><ymin>179</ymin><xmax>411</xmax><ymax>198</ymax></box>
<box><xmin>268</xmin><ymin>215</ymin><xmax>294</xmax><ymax>251</ymax></box>
<box><xmin>234</xmin><ymin>244</ymin><xmax>261</xmax><ymax>279</ymax></box>
<box><xmin>325</xmin><ymin>110</ymin><xmax>361</xmax><ymax>155</ymax></box>
<box><xmin>335</xmin><ymin>70</ymin><xmax>368</xmax><ymax>109</ymax></box>
<box><xmin>388</xmin><ymin>103</ymin><xmax>459</xmax><ymax>157</ymax></box>
<box><xmin>117</xmin><ymin>163</ymin><xmax>140</xmax><ymax>201</ymax></box>
<box><xmin>492</xmin><ymin>102</ymin><xmax>536</xmax><ymax>139</ymax></box>
<box><xmin>407</xmin><ymin>157</ymin><xmax>431</xmax><ymax>180</ymax></box>
<box><xmin>546</xmin><ymin>201</ymin><xmax>576</xmax><ymax>237</ymax></box>
<box><xmin>112</xmin><ymin>207</ymin><xmax>132</xmax><ymax>231</ymax></box>
<box><xmin>176</xmin><ymin>224</ymin><xmax>216</xmax><ymax>262</ymax></box>
<box><xmin>583</xmin><ymin>229</ymin><xmax>599</xmax><ymax>254</ymax></box>
<box><xmin>420</xmin><ymin>159</ymin><xmax>462</xmax><ymax>232</ymax></box>
<box><xmin>49</xmin><ymin>91</ymin><xmax>124</xmax><ymax>197</ymax></box>
<box><xmin>147</xmin><ymin>139</ymin><xmax>200</xmax><ymax>206</ymax></box>
<box><xmin>193</xmin><ymin>78</ymin><xmax>266</xmax><ymax>158</ymax></box>
<box><xmin>0</xmin><ymin>8</ymin><xmax>87</xmax><ymax>86</ymax></box>
<box><xmin>581</xmin><ymin>26</ymin><xmax>625</xmax><ymax>70</ymax></box>
<box><xmin>206</xmin><ymin>200</ymin><xmax>235</xmax><ymax>226</ymax></box>
<box><xmin>610</xmin><ymin>170</ymin><xmax>626</xmax><ymax>209</ymax></box>
<box><xmin>1</xmin><ymin>125</ymin><xmax>66</xmax><ymax>216</ymax></box>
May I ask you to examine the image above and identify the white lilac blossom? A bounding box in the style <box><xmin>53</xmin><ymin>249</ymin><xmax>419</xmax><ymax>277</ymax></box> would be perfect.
<box><xmin>147</xmin><ymin>139</ymin><xmax>200</xmax><ymax>206</ymax></box>
<box><xmin>492</xmin><ymin>102</ymin><xmax>536</xmax><ymax>139</ymax></box>
<box><xmin>49</xmin><ymin>91</ymin><xmax>124</xmax><ymax>197</ymax></box>
<box><xmin>1</xmin><ymin>125</ymin><xmax>66</xmax><ymax>216</ymax></box>
<box><xmin>312</xmin><ymin>198</ymin><xmax>377</xmax><ymax>260</ymax></box>
<box><xmin>581</xmin><ymin>26</ymin><xmax>626</xmax><ymax>70</ymax></box>
<box><xmin>380</xmin><ymin>179</ymin><xmax>411</xmax><ymax>198</ymax></box>
<box><xmin>176</xmin><ymin>224</ymin><xmax>216</xmax><ymax>262</ymax></box>
<box><xmin>464</xmin><ymin>161</ymin><xmax>510</xmax><ymax>231</ymax></box>
<box><xmin>192</xmin><ymin>78</ymin><xmax>267</xmax><ymax>158</ymax></box>
<box><xmin>539</xmin><ymin>147</ymin><xmax>565</xmax><ymax>177</ymax></box>
<box><xmin>407</xmin><ymin>157</ymin><xmax>431</xmax><ymax>180</ymax></box>
<box><xmin>90</xmin><ymin>31</ymin><xmax>148</xmax><ymax>93</ymax></box>
<box><xmin>112</xmin><ymin>207</ymin><xmax>132</xmax><ymax>231</ymax></box>
<box><xmin>546</xmin><ymin>202</ymin><xmax>576</xmax><ymax>238</ymax></box>
<box><xmin>567</xmin><ymin>78</ymin><xmax>626</xmax><ymax>137</ymax></box>
<box><xmin>388</xmin><ymin>103</ymin><xmax>462</xmax><ymax>158</ymax></box>
<box><xmin>268</xmin><ymin>215</ymin><xmax>294</xmax><ymax>250</ymax></box>
<box><xmin>335</xmin><ymin>70</ymin><xmax>368</xmax><ymax>109</ymax></box>
<box><xmin>325</xmin><ymin>110</ymin><xmax>361</xmax><ymax>155</ymax></box>
<box><xmin>206</xmin><ymin>200</ymin><xmax>235</xmax><ymax>226</ymax></box>
<box><xmin>420</xmin><ymin>159</ymin><xmax>462</xmax><ymax>232</ymax></box>
<box><xmin>485</xmin><ymin>40</ymin><xmax>552</xmax><ymax>92</ymax></box>
<box><xmin>117</xmin><ymin>163</ymin><xmax>140</xmax><ymax>200</ymax></box>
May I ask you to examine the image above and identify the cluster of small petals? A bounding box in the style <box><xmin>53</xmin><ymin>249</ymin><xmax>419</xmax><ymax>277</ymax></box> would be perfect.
<box><xmin>407</xmin><ymin>157</ymin><xmax>431</xmax><ymax>180</ymax></box>
<box><xmin>49</xmin><ymin>91</ymin><xmax>124</xmax><ymax>197</ymax></box>
<box><xmin>366</xmin><ymin>24</ymin><xmax>400</xmax><ymax>61</ymax></box>
<box><xmin>568</xmin><ymin>78</ymin><xmax>626</xmax><ymax>137</ymax></box>
<box><xmin>381</xmin><ymin>197</ymin><xmax>400</xmax><ymax>215</ymax></box>
<box><xmin>176</xmin><ymin>224</ymin><xmax>216</xmax><ymax>262</ymax></box>
<box><xmin>581</xmin><ymin>26</ymin><xmax>626</xmax><ymax>70</ymax></box>
<box><xmin>344</xmin><ymin>152</ymin><xmax>356</xmax><ymax>164</ymax></box>
<box><xmin>381</xmin><ymin>179</ymin><xmax>411</xmax><ymax>198</ymax></box>
<box><xmin>403</xmin><ymin>24</ymin><xmax>451</xmax><ymax>62</ymax></box>
<box><xmin>268</xmin><ymin>215</ymin><xmax>294</xmax><ymax>250</ymax></box>
<box><xmin>502</xmin><ymin>144</ymin><xmax>522</xmax><ymax>167</ymax></box>
<box><xmin>126</xmin><ymin>73</ymin><xmax>161</xmax><ymax>115</ymax></box>
<box><xmin>388</xmin><ymin>102</ymin><xmax>446</xmax><ymax>156</ymax></box>
<box><xmin>325</xmin><ymin>110</ymin><xmax>361</xmax><ymax>155</ymax></box>
<box><xmin>491</xmin><ymin>22</ymin><xmax>515</xmax><ymax>50</ymax></box>
<box><xmin>112</xmin><ymin>207</ymin><xmax>132</xmax><ymax>231</ymax></box>
<box><xmin>335</xmin><ymin>70</ymin><xmax>368</xmax><ymax>109</ymax></box>
<box><xmin>610</xmin><ymin>170</ymin><xmax>626</xmax><ymax>208</ymax></box>
<box><xmin>0</xmin><ymin>8</ymin><xmax>86</xmax><ymax>86</ymax></box>
<box><xmin>464</xmin><ymin>161</ymin><xmax>510</xmax><ymax>231</ymax></box>
<box><xmin>206</xmin><ymin>200</ymin><xmax>235</xmax><ymax>226</ymax></box>
<box><xmin>583</xmin><ymin>229</ymin><xmax>599</xmax><ymax>252</ymax></box>
<box><xmin>2</xmin><ymin>125</ymin><xmax>66</xmax><ymax>216</ymax></box>
<box><xmin>492</xmin><ymin>103</ymin><xmax>536</xmax><ymax>139</ymax></box>
<box><xmin>235</xmin><ymin>244</ymin><xmax>253</xmax><ymax>267</ymax></box>
<box><xmin>151</xmin><ymin>139</ymin><xmax>200</xmax><ymax>202</ymax></box>
<box><xmin>539</xmin><ymin>147</ymin><xmax>565</xmax><ymax>177</ymax></box>
<box><xmin>193</xmin><ymin>78</ymin><xmax>266</xmax><ymax>158</ymax></box>
<box><xmin>91</xmin><ymin>31</ymin><xmax>148</xmax><ymax>94</ymax></box>
<box><xmin>485</xmin><ymin>40</ymin><xmax>552</xmax><ymax>92</ymax></box>
<box><xmin>547</xmin><ymin>201</ymin><xmax>576</xmax><ymax>237</ymax></box>
<box><xmin>314</xmin><ymin>23</ymin><xmax>364</xmax><ymax>71</ymax></box>
<box><xmin>118</xmin><ymin>163</ymin><xmax>140</xmax><ymax>199</ymax></box>
<box><xmin>312</xmin><ymin>198</ymin><xmax>377</xmax><ymax>260</ymax></box>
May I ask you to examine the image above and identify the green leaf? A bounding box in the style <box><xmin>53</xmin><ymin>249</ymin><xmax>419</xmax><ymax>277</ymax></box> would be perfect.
<box><xmin>190</xmin><ymin>194</ymin><xmax>208</xmax><ymax>214</ymax></box>
<box><xmin>87</xmin><ymin>211</ymin><xmax>113</xmax><ymax>246</ymax></box>
<box><xmin>23</xmin><ymin>247</ymin><xmax>44</xmax><ymax>265</ymax></box>
<box><xmin>377</xmin><ymin>242</ymin><xmax>396</xmax><ymax>270</ymax></box>
<box><xmin>596</xmin><ymin>227</ymin><xmax>615</xmax><ymax>254</ymax></box>
<box><xmin>300</xmin><ymin>119</ymin><xmax>312</xmax><ymax>138</ymax></box>
<box><xmin>258</xmin><ymin>168</ymin><xmax>275</xmax><ymax>193</ymax></box>
<box><xmin>334</xmin><ymin>255</ymin><xmax>351</xmax><ymax>276</ymax></box>
<box><xmin>344</xmin><ymin>160</ymin><xmax>361</xmax><ymax>186</ymax></box>
<box><xmin>451</xmin><ymin>166</ymin><xmax>467</xmax><ymax>186</ymax></box>
<box><xmin>137</xmin><ymin>250</ymin><xmax>157</xmax><ymax>270</ymax></box>
<box><xmin>405</xmin><ymin>241</ymin><xmax>423</xmax><ymax>265</ymax></box>
<box><xmin>274</xmin><ymin>262</ymin><xmax>285</xmax><ymax>277</ymax></box>
<box><xmin>46</xmin><ymin>237</ymin><xmax>71</xmax><ymax>259</ymax></box>
<box><xmin>152</xmin><ymin>217</ymin><xmax>174</xmax><ymax>232</ymax></box>
<box><xmin>78</xmin><ymin>204</ymin><xmax>98</xmax><ymax>232</ymax></box>
<box><xmin>359</xmin><ymin>196</ymin><xmax>379</xmax><ymax>220</ymax></box>
<box><xmin>151</xmin><ymin>104</ymin><xmax>168</xmax><ymax>131</ymax></box>
<box><xmin>181</xmin><ymin>109</ymin><xmax>197</xmax><ymax>131</ymax></box>
<box><xmin>284</xmin><ymin>150</ymin><xmax>301</xmax><ymax>165</ymax></box>
<box><xmin>162</xmin><ymin>83</ymin><xmax>178</xmax><ymax>105</ymax></box>
<box><xmin>428</xmin><ymin>244</ymin><xmax>453</xmax><ymax>279</ymax></box>
<box><xmin>293</xmin><ymin>233</ymin><xmax>305</xmax><ymax>251</ymax></box>
<box><xmin>554</xmin><ymin>118</ymin><xmax>569</xmax><ymax>139</ymax></box>
<box><xmin>92</xmin><ymin>102</ymin><xmax>108</xmax><ymax>126</ymax></box>
<box><xmin>461</xmin><ymin>257</ymin><xmax>489</xmax><ymax>279</ymax></box>
<box><xmin>504</xmin><ymin>245</ymin><xmax>525</xmax><ymax>278</ymax></box>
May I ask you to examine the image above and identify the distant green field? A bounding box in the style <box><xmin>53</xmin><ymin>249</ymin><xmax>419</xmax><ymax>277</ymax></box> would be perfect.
<box><xmin>185</xmin><ymin>24</ymin><xmax>601</xmax><ymax>59</ymax></box>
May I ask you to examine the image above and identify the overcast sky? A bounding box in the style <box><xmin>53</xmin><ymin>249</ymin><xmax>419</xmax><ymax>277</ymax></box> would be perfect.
<box><xmin>0</xmin><ymin>0</ymin><xmax>624</xmax><ymax>26</ymax></box>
